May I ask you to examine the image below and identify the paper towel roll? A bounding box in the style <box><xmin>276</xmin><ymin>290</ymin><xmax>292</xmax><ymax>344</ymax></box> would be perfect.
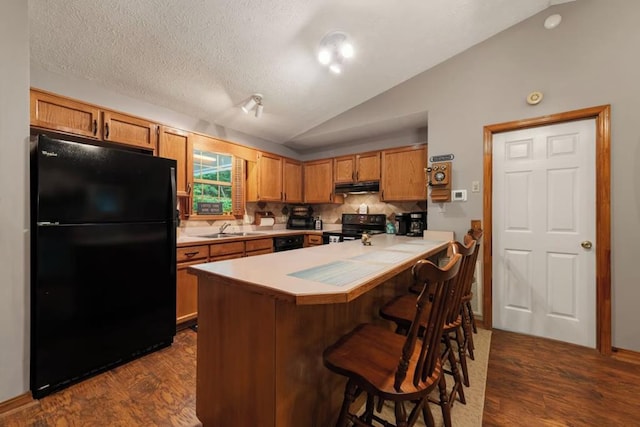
<box><xmin>257</xmin><ymin>217</ymin><xmax>275</xmax><ymax>227</ymax></box>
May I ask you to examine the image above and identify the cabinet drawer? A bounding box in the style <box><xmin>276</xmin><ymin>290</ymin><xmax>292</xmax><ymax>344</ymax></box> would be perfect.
<box><xmin>177</xmin><ymin>245</ymin><xmax>208</xmax><ymax>262</ymax></box>
<box><xmin>210</xmin><ymin>241</ymin><xmax>245</xmax><ymax>257</ymax></box>
<box><xmin>245</xmin><ymin>238</ymin><xmax>273</xmax><ymax>252</ymax></box>
<box><xmin>210</xmin><ymin>253</ymin><xmax>244</xmax><ymax>262</ymax></box>
<box><xmin>307</xmin><ymin>234</ymin><xmax>323</xmax><ymax>245</ymax></box>
<box><xmin>246</xmin><ymin>248</ymin><xmax>273</xmax><ymax>257</ymax></box>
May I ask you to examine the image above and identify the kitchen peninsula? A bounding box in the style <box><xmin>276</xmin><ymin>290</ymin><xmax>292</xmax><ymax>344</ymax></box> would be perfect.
<box><xmin>188</xmin><ymin>234</ymin><xmax>449</xmax><ymax>427</ymax></box>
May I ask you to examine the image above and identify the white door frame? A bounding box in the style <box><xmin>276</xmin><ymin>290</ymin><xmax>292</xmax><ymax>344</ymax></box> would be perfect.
<box><xmin>482</xmin><ymin>105</ymin><xmax>611</xmax><ymax>355</ymax></box>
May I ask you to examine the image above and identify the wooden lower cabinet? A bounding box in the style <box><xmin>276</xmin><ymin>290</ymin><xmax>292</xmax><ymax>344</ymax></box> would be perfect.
<box><xmin>305</xmin><ymin>234</ymin><xmax>324</xmax><ymax>247</ymax></box>
<box><xmin>210</xmin><ymin>241</ymin><xmax>245</xmax><ymax>261</ymax></box>
<box><xmin>176</xmin><ymin>245</ymin><xmax>209</xmax><ymax>326</ymax></box>
<box><xmin>245</xmin><ymin>238</ymin><xmax>274</xmax><ymax>256</ymax></box>
<box><xmin>177</xmin><ymin>260</ymin><xmax>201</xmax><ymax>325</ymax></box>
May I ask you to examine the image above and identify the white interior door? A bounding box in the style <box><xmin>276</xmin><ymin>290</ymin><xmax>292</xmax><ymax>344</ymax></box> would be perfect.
<box><xmin>492</xmin><ymin>119</ymin><xmax>596</xmax><ymax>348</ymax></box>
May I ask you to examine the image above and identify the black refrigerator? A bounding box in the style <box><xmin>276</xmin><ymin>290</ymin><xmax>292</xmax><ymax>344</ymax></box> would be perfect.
<box><xmin>30</xmin><ymin>134</ymin><xmax>177</xmax><ymax>398</ymax></box>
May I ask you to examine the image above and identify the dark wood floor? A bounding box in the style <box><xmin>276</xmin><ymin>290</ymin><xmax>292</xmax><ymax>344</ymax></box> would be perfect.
<box><xmin>0</xmin><ymin>329</ymin><xmax>200</xmax><ymax>427</ymax></box>
<box><xmin>3</xmin><ymin>327</ymin><xmax>640</xmax><ymax>426</ymax></box>
<box><xmin>483</xmin><ymin>329</ymin><xmax>640</xmax><ymax>426</ymax></box>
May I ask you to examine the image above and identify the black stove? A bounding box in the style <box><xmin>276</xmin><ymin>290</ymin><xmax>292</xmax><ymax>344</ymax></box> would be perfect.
<box><xmin>323</xmin><ymin>213</ymin><xmax>387</xmax><ymax>242</ymax></box>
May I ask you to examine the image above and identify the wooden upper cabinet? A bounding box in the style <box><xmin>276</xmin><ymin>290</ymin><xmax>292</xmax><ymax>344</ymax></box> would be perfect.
<box><xmin>334</xmin><ymin>155</ymin><xmax>356</xmax><ymax>184</ymax></box>
<box><xmin>102</xmin><ymin>110</ymin><xmax>159</xmax><ymax>153</ymax></box>
<box><xmin>247</xmin><ymin>152</ymin><xmax>283</xmax><ymax>202</ymax></box>
<box><xmin>258</xmin><ymin>152</ymin><xmax>283</xmax><ymax>201</ymax></box>
<box><xmin>30</xmin><ymin>89</ymin><xmax>101</xmax><ymax>139</ymax></box>
<box><xmin>304</xmin><ymin>158</ymin><xmax>335</xmax><ymax>203</ymax></box>
<box><xmin>334</xmin><ymin>151</ymin><xmax>380</xmax><ymax>184</ymax></box>
<box><xmin>380</xmin><ymin>145</ymin><xmax>427</xmax><ymax>201</ymax></box>
<box><xmin>159</xmin><ymin>126</ymin><xmax>191</xmax><ymax>199</ymax></box>
<box><xmin>356</xmin><ymin>151</ymin><xmax>381</xmax><ymax>182</ymax></box>
<box><xmin>283</xmin><ymin>158</ymin><xmax>303</xmax><ymax>203</ymax></box>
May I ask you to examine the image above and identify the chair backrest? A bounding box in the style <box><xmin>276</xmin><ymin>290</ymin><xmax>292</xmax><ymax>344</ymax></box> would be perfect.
<box><xmin>393</xmin><ymin>248</ymin><xmax>462</xmax><ymax>391</ymax></box>
<box><xmin>444</xmin><ymin>239</ymin><xmax>477</xmax><ymax>325</ymax></box>
<box><xmin>461</xmin><ymin>240</ymin><xmax>481</xmax><ymax>299</ymax></box>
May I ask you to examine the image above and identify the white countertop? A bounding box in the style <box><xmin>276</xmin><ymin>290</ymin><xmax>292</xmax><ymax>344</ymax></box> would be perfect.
<box><xmin>188</xmin><ymin>234</ymin><xmax>448</xmax><ymax>304</ymax></box>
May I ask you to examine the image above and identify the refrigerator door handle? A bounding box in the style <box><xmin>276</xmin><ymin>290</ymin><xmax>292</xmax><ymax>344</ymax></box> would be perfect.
<box><xmin>170</xmin><ymin>167</ymin><xmax>177</xmax><ymax>221</ymax></box>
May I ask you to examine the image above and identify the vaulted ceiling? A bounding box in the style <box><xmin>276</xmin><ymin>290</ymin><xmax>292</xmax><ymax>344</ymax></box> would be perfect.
<box><xmin>29</xmin><ymin>0</ymin><xmax>574</xmax><ymax>153</ymax></box>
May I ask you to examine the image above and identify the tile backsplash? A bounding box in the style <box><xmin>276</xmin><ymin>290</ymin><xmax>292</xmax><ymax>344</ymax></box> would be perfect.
<box><xmin>182</xmin><ymin>194</ymin><xmax>426</xmax><ymax>230</ymax></box>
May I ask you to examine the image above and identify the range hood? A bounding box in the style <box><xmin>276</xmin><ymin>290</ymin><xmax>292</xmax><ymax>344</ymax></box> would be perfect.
<box><xmin>334</xmin><ymin>180</ymin><xmax>380</xmax><ymax>194</ymax></box>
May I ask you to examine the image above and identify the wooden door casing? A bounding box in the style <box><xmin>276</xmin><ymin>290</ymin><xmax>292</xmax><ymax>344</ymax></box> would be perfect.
<box><xmin>482</xmin><ymin>105</ymin><xmax>611</xmax><ymax>355</ymax></box>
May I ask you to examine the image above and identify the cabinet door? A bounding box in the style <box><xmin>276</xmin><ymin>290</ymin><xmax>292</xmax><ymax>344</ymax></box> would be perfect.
<box><xmin>30</xmin><ymin>89</ymin><xmax>101</xmax><ymax>139</ymax></box>
<box><xmin>103</xmin><ymin>110</ymin><xmax>159</xmax><ymax>153</ymax></box>
<box><xmin>159</xmin><ymin>126</ymin><xmax>191</xmax><ymax>198</ymax></box>
<box><xmin>381</xmin><ymin>145</ymin><xmax>427</xmax><ymax>201</ymax></box>
<box><xmin>334</xmin><ymin>155</ymin><xmax>355</xmax><ymax>184</ymax></box>
<box><xmin>283</xmin><ymin>158</ymin><xmax>303</xmax><ymax>203</ymax></box>
<box><xmin>257</xmin><ymin>152</ymin><xmax>283</xmax><ymax>201</ymax></box>
<box><xmin>246</xmin><ymin>238</ymin><xmax>274</xmax><ymax>257</ymax></box>
<box><xmin>177</xmin><ymin>260</ymin><xmax>201</xmax><ymax>325</ymax></box>
<box><xmin>304</xmin><ymin>159</ymin><xmax>334</xmax><ymax>203</ymax></box>
<box><xmin>356</xmin><ymin>151</ymin><xmax>381</xmax><ymax>182</ymax></box>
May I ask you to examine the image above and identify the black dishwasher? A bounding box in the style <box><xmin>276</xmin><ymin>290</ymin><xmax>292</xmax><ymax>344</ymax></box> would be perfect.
<box><xmin>273</xmin><ymin>235</ymin><xmax>304</xmax><ymax>252</ymax></box>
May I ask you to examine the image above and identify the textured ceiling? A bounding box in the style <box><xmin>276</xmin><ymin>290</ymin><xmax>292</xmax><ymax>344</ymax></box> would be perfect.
<box><xmin>29</xmin><ymin>0</ymin><xmax>572</xmax><ymax>152</ymax></box>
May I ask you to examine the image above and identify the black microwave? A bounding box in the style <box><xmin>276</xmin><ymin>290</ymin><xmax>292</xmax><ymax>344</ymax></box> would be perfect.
<box><xmin>287</xmin><ymin>216</ymin><xmax>314</xmax><ymax>230</ymax></box>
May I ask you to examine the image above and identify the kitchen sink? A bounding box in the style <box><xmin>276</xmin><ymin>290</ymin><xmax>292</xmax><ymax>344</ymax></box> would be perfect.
<box><xmin>200</xmin><ymin>232</ymin><xmax>266</xmax><ymax>238</ymax></box>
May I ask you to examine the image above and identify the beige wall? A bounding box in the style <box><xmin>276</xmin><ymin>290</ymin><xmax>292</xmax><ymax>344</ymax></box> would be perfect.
<box><xmin>0</xmin><ymin>0</ymin><xmax>29</xmax><ymax>402</ymax></box>
<box><xmin>339</xmin><ymin>0</ymin><xmax>638</xmax><ymax>350</ymax></box>
<box><xmin>5</xmin><ymin>0</ymin><xmax>640</xmax><ymax>406</ymax></box>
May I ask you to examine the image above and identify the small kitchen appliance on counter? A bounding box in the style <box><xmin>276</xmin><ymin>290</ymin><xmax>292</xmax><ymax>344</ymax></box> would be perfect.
<box><xmin>286</xmin><ymin>205</ymin><xmax>315</xmax><ymax>230</ymax></box>
<box><xmin>407</xmin><ymin>211</ymin><xmax>427</xmax><ymax>237</ymax></box>
<box><xmin>322</xmin><ymin>213</ymin><xmax>386</xmax><ymax>243</ymax></box>
<box><xmin>395</xmin><ymin>213</ymin><xmax>411</xmax><ymax>236</ymax></box>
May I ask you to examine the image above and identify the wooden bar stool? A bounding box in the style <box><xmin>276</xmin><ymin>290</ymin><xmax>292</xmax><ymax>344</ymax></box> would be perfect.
<box><xmin>461</xmin><ymin>229</ymin><xmax>483</xmax><ymax>360</ymax></box>
<box><xmin>379</xmin><ymin>239</ymin><xmax>479</xmax><ymax>413</ymax></box>
<box><xmin>323</xmin><ymin>252</ymin><xmax>462</xmax><ymax>427</ymax></box>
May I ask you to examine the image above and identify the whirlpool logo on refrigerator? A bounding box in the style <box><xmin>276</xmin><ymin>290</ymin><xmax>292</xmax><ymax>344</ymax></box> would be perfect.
<box><xmin>41</xmin><ymin>150</ymin><xmax>58</xmax><ymax>157</ymax></box>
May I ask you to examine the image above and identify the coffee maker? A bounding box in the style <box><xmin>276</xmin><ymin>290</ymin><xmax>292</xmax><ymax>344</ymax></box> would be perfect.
<box><xmin>407</xmin><ymin>212</ymin><xmax>427</xmax><ymax>237</ymax></box>
<box><xmin>395</xmin><ymin>213</ymin><xmax>411</xmax><ymax>235</ymax></box>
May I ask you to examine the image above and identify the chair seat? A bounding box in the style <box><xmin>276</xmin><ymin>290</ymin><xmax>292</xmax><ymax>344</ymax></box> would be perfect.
<box><xmin>323</xmin><ymin>323</ymin><xmax>442</xmax><ymax>402</ymax></box>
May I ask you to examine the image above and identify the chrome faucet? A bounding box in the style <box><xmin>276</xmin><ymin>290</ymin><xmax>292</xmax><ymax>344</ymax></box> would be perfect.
<box><xmin>219</xmin><ymin>222</ymin><xmax>231</xmax><ymax>234</ymax></box>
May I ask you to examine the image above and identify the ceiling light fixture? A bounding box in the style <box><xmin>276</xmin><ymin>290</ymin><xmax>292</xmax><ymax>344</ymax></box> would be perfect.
<box><xmin>544</xmin><ymin>14</ymin><xmax>562</xmax><ymax>29</ymax></box>
<box><xmin>241</xmin><ymin>94</ymin><xmax>263</xmax><ymax>118</ymax></box>
<box><xmin>317</xmin><ymin>31</ymin><xmax>354</xmax><ymax>75</ymax></box>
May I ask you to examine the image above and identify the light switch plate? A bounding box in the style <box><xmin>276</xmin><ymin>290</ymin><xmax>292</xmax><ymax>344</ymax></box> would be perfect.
<box><xmin>471</xmin><ymin>181</ymin><xmax>480</xmax><ymax>192</ymax></box>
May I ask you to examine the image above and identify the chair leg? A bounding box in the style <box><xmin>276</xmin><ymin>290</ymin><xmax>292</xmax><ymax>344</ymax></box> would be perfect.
<box><xmin>455</xmin><ymin>326</ymin><xmax>470</xmax><ymax>387</ymax></box>
<box><xmin>436</xmin><ymin>373</ymin><xmax>452</xmax><ymax>427</ymax></box>
<box><xmin>422</xmin><ymin>397</ymin><xmax>437</xmax><ymax>427</ymax></box>
<box><xmin>394</xmin><ymin>401</ymin><xmax>408</xmax><ymax>427</ymax></box>
<box><xmin>466</xmin><ymin>300</ymin><xmax>478</xmax><ymax>333</ymax></box>
<box><xmin>461</xmin><ymin>306</ymin><xmax>475</xmax><ymax>361</ymax></box>
<box><xmin>443</xmin><ymin>332</ymin><xmax>466</xmax><ymax>405</ymax></box>
<box><xmin>336</xmin><ymin>379</ymin><xmax>358</xmax><ymax>427</ymax></box>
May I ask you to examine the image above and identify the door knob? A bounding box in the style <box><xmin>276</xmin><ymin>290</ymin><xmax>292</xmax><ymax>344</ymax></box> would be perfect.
<box><xmin>581</xmin><ymin>240</ymin><xmax>593</xmax><ymax>249</ymax></box>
